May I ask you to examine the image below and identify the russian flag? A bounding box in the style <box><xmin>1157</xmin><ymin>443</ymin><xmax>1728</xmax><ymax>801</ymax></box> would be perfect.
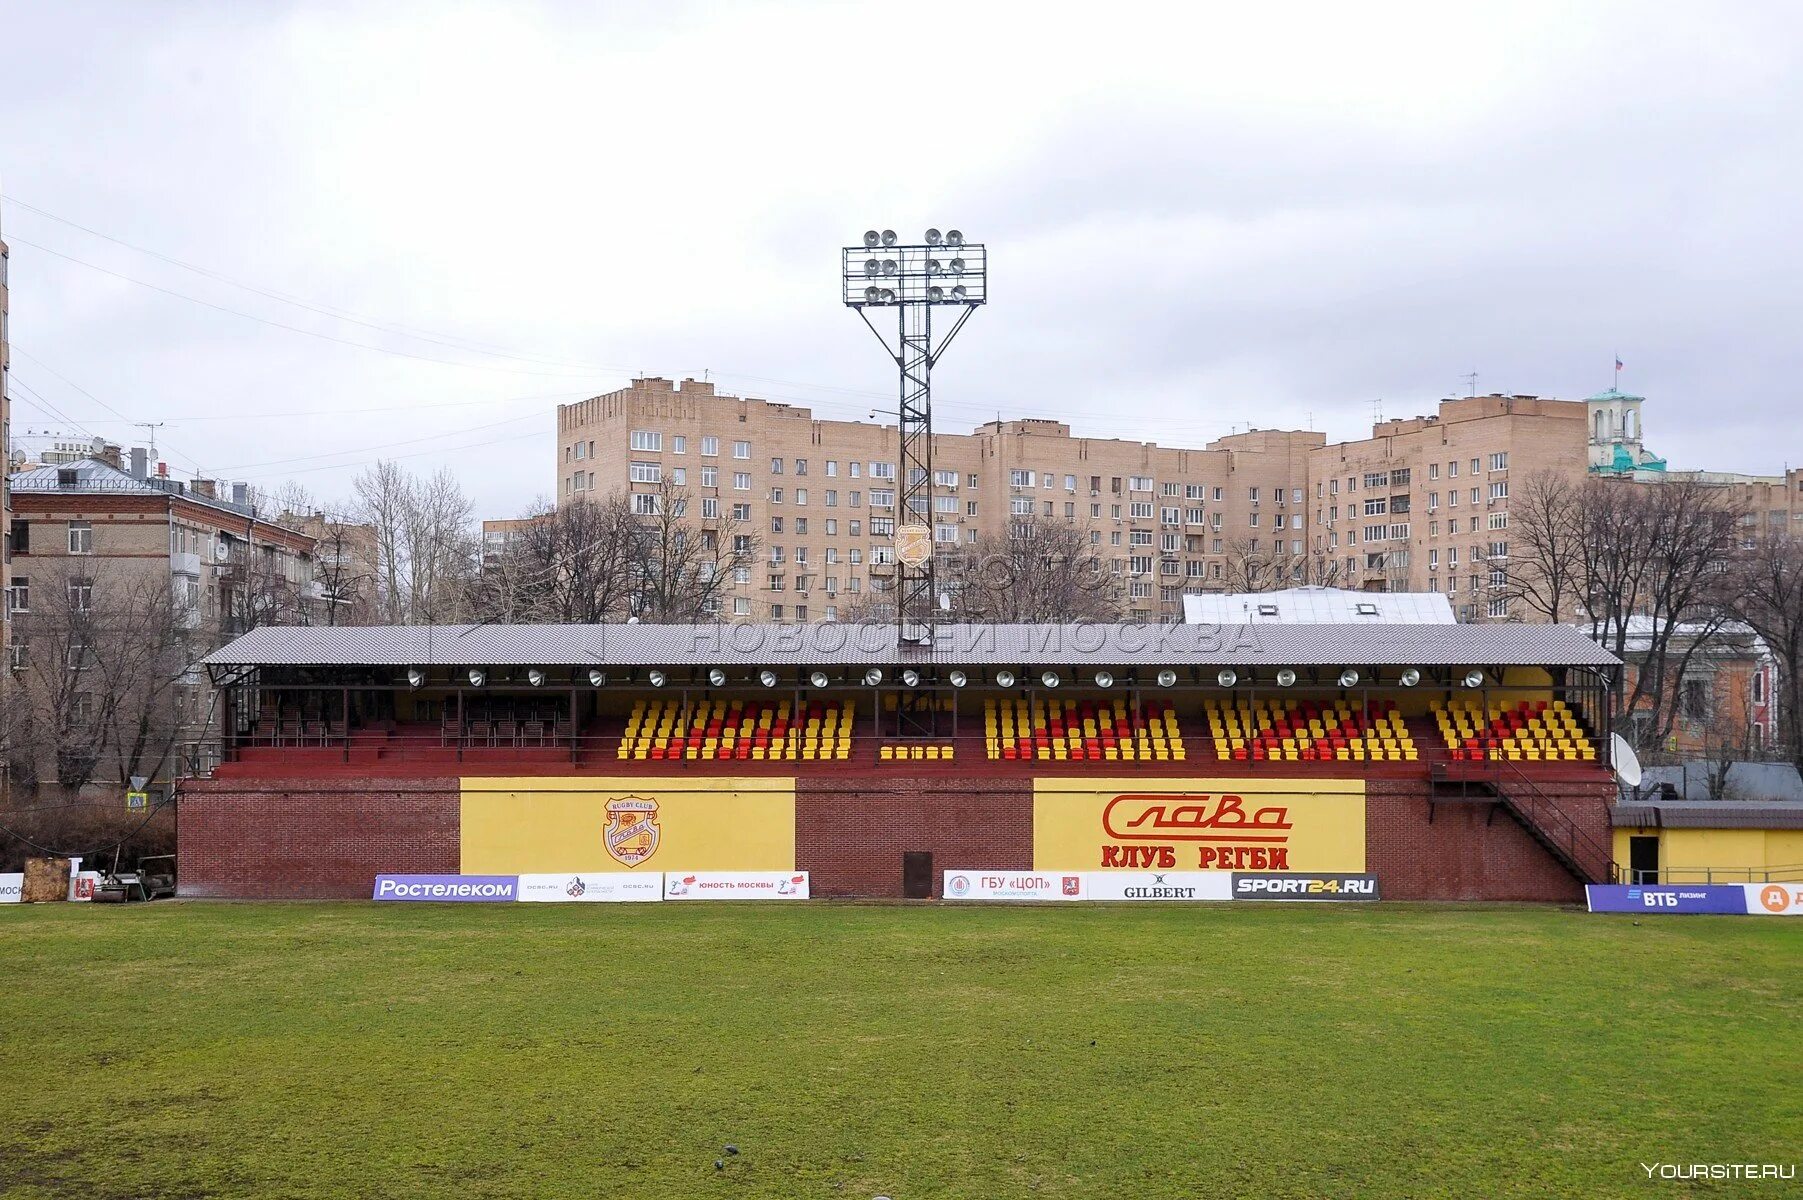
<box><xmin>1615</xmin><ymin>356</ymin><xmax>1624</xmax><ymax>371</ymax></box>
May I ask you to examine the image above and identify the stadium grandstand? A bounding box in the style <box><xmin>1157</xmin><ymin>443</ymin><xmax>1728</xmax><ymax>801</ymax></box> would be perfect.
<box><xmin>182</xmin><ymin>621</ymin><xmax>1623</xmax><ymax>902</ymax></box>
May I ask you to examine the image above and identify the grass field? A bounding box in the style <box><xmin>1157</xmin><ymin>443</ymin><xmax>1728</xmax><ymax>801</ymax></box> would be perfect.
<box><xmin>1</xmin><ymin>902</ymin><xmax>1797</xmax><ymax>1199</ymax></box>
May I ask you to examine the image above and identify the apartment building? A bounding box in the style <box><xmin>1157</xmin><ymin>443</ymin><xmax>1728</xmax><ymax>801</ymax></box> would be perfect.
<box><xmin>1</xmin><ymin>229</ymin><xmax>11</xmax><ymax>674</ymax></box>
<box><xmin>557</xmin><ymin>378</ymin><xmax>1326</xmax><ymax>623</ymax></box>
<box><xmin>6</xmin><ymin>453</ymin><xmax>320</xmax><ymax>779</ymax></box>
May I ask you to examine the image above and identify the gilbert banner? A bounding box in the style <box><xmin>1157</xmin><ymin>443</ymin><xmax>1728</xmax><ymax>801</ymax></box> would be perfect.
<box><xmin>1034</xmin><ymin>777</ymin><xmax>1365</xmax><ymax>873</ymax></box>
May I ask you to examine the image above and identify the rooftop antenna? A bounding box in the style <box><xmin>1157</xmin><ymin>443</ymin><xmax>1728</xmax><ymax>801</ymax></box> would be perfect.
<box><xmin>1461</xmin><ymin>369</ymin><xmax>1479</xmax><ymax>397</ymax></box>
<box><xmin>135</xmin><ymin>421</ymin><xmax>164</xmax><ymax>461</ymax></box>
<box><xmin>1371</xmin><ymin>399</ymin><xmax>1384</xmax><ymax>425</ymax></box>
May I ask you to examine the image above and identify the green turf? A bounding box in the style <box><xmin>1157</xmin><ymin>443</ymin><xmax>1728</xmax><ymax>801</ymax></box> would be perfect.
<box><xmin>0</xmin><ymin>902</ymin><xmax>1797</xmax><ymax>1199</ymax></box>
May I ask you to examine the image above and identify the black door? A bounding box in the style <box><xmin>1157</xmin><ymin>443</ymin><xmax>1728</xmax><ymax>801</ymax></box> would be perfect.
<box><xmin>1629</xmin><ymin>836</ymin><xmax>1660</xmax><ymax>884</ymax></box>
<box><xmin>902</xmin><ymin>851</ymin><xmax>933</xmax><ymax>899</ymax></box>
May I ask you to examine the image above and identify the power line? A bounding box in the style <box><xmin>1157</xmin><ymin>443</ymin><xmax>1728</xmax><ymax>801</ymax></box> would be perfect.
<box><xmin>212</xmin><ymin>411</ymin><xmax>547</xmax><ymax>473</ymax></box>
<box><xmin>11</xmin><ymin>345</ymin><xmax>205</xmax><ymax>473</ymax></box>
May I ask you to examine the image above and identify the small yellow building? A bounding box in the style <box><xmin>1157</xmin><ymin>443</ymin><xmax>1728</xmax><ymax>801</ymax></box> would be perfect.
<box><xmin>1613</xmin><ymin>799</ymin><xmax>1803</xmax><ymax>884</ymax></box>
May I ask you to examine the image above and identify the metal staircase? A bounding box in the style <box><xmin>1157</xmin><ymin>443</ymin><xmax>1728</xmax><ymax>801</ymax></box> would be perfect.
<box><xmin>1428</xmin><ymin>758</ymin><xmax>1616</xmax><ymax>884</ymax></box>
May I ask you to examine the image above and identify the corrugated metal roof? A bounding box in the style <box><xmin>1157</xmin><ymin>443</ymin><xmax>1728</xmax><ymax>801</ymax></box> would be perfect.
<box><xmin>1184</xmin><ymin>588</ymin><xmax>1455</xmax><ymax>625</ymax></box>
<box><xmin>1612</xmin><ymin>800</ymin><xmax>1803</xmax><ymax>830</ymax></box>
<box><xmin>202</xmin><ymin>621</ymin><xmax>1620</xmax><ymax>669</ymax></box>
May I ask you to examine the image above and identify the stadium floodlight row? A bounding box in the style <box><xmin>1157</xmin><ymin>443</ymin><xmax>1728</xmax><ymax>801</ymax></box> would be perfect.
<box><xmin>179</xmin><ymin>620</ymin><xmax>1623</xmax><ymax>903</ymax></box>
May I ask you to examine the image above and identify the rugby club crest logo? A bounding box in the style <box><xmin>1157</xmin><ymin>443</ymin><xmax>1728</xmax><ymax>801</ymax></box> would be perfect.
<box><xmin>604</xmin><ymin>796</ymin><xmax>661</xmax><ymax>867</ymax></box>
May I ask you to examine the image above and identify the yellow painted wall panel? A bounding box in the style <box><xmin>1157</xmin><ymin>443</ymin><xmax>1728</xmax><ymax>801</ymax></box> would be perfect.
<box><xmin>459</xmin><ymin>776</ymin><xmax>795</xmax><ymax>874</ymax></box>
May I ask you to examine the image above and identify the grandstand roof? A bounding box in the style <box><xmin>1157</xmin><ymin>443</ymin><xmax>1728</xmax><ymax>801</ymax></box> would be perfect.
<box><xmin>203</xmin><ymin>621</ymin><xmax>1619</xmax><ymax>670</ymax></box>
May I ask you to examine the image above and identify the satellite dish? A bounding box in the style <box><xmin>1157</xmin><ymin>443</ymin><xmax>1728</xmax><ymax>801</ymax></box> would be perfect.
<box><xmin>1611</xmin><ymin>733</ymin><xmax>1643</xmax><ymax>788</ymax></box>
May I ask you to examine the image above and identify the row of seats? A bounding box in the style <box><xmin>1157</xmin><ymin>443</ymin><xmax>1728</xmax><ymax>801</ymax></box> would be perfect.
<box><xmin>442</xmin><ymin>699</ymin><xmax>573</xmax><ymax>747</ymax></box>
<box><xmin>881</xmin><ymin>693</ymin><xmax>956</xmax><ymax>713</ymax></box>
<box><xmin>1204</xmin><ymin>697</ymin><xmax>1419</xmax><ymax>762</ymax></box>
<box><xmin>878</xmin><ymin>743</ymin><xmax>955</xmax><ymax>760</ymax></box>
<box><xmin>985</xmin><ymin>697</ymin><xmax>1186</xmax><ymax>761</ymax></box>
<box><xmin>1433</xmin><ymin>698</ymin><xmax>1597</xmax><ymax>762</ymax></box>
<box><xmin>618</xmin><ymin>698</ymin><xmax>854</xmax><ymax>761</ymax></box>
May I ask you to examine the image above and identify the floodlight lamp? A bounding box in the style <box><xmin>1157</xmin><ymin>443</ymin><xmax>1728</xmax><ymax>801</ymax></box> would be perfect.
<box><xmin>1217</xmin><ymin>669</ymin><xmax>1237</xmax><ymax>688</ymax></box>
<box><xmin>863</xmin><ymin>668</ymin><xmax>883</xmax><ymax>686</ymax></box>
<box><xmin>925</xmin><ymin>228</ymin><xmax>942</xmax><ymax>245</ymax></box>
<box><xmin>948</xmin><ymin>670</ymin><xmax>968</xmax><ymax>688</ymax></box>
<box><xmin>928</xmin><ymin>286</ymin><xmax>944</xmax><ymax>301</ymax></box>
<box><xmin>527</xmin><ymin>668</ymin><xmax>546</xmax><ymax>687</ymax></box>
<box><xmin>950</xmin><ymin>257</ymin><xmax>965</xmax><ymax>275</ymax></box>
<box><xmin>1157</xmin><ymin>668</ymin><xmax>1179</xmax><ymax>688</ymax></box>
<box><xmin>864</xmin><ymin>258</ymin><xmax>880</xmax><ymax>277</ymax></box>
<box><xmin>881</xmin><ymin>259</ymin><xmax>897</xmax><ymax>276</ymax></box>
<box><xmin>759</xmin><ymin>669</ymin><xmax>779</xmax><ymax>688</ymax></box>
<box><xmin>995</xmin><ymin>669</ymin><xmax>1017</xmax><ymax>688</ymax></box>
<box><xmin>863</xmin><ymin>230</ymin><xmax>881</xmax><ymax>248</ymax></box>
<box><xmin>928</xmin><ymin>259</ymin><xmax>943</xmax><ymax>275</ymax></box>
<box><xmin>406</xmin><ymin>667</ymin><xmax>424</xmax><ymax>689</ymax></box>
<box><xmin>946</xmin><ymin>229</ymin><xmax>964</xmax><ymax>246</ymax></box>
<box><xmin>1276</xmin><ymin>668</ymin><xmax>1298</xmax><ymax>688</ymax></box>
<box><xmin>588</xmin><ymin>668</ymin><xmax>606</xmax><ymax>687</ymax></box>
<box><xmin>951</xmin><ymin>285</ymin><xmax>967</xmax><ymax>300</ymax></box>
<box><xmin>1337</xmin><ymin>669</ymin><xmax>1359</xmax><ymax>688</ymax></box>
<box><xmin>880</xmin><ymin>229</ymin><xmax>897</xmax><ymax>246</ymax></box>
<box><xmin>864</xmin><ymin>286</ymin><xmax>881</xmax><ymax>302</ymax></box>
<box><xmin>467</xmin><ymin>668</ymin><xmax>486</xmax><ymax>687</ymax></box>
<box><xmin>708</xmin><ymin>667</ymin><xmax>727</xmax><ymax>687</ymax></box>
<box><xmin>809</xmin><ymin>671</ymin><xmax>830</xmax><ymax>689</ymax></box>
<box><xmin>901</xmin><ymin>668</ymin><xmax>921</xmax><ymax>688</ymax></box>
<box><xmin>1094</xmin><ymin>671</ymin><xmax>1114</xmax><ymax>689</ymax></box>
<box><xmin>1041</xmin><ymin>671</ymin><xmax>1060</xmax><ymax>688</ymax></box>
<box><xmin>648</xmin><ymin>669</ymin><xmax>667</xmax><ymax>688</ymax></box>
<box><xmin>1399</xmin><ymin>668</ymin><xmax>1421</xmax><ymax>688</ymax></box>
<box><xmin>880</xmin><ymin>288</ymin><xmax>895</xmax><ymax>302</ymax></box>
<box><xmin>1463</xmin><ymin>669</ymin><xmax>1485</xmax><ymax>689</ymax></box>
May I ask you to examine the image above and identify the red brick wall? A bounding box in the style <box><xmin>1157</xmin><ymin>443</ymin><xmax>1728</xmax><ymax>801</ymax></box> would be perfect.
<box><xmin>797</xmin><ymin>777</ymin><xmax>1033</xmax><ymax>898</ymax></box>
<box><xmin>1366</xmin><ymin>779</ymin><xmax>1614</xmax><ymax>902</ymax></box>
<box><xmin>178</xmin><ymin>778</ymin><xmax>459</xmax><ymax>899</ymax></box>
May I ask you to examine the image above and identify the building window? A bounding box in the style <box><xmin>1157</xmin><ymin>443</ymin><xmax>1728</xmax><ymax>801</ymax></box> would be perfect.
<box><xmin>68</xmin><ymin>522</ymin><xmax>93</xmax><ymax>554</ymax></box>
<box><xmin>702</xmin><ymin>436</ymin><xmax>719</xmax><ymax>456</ymax></box>
<box><xmin>8</xmin><ymin>577</ymin><xmax>28</xmax><ymax>613</ymax></box>
<box><xmin>1681</xmin><ymin>678</ymin><xmax>1709</xmax><ymax>721</ymax></box>
<box><xmin>67</xmin><ymin>577</ymin><xmax>93</xmax><ymax>612</ymax></box>
<box><xmin>629</xmin><ymin>462</ymin><xmax>662</xmax><ymax>483</ymax></box>
<box><xmin>631</xmin><ymin>493</ymin><xmax>662</xmax><ymax>515</ymax></box>
<box><xmin>701</xmin><ymin>466</ymin><xmax>718</xmax><ymax>487</ymax></box>
<box><xmin>733</xmin><ymin>440</ymin><xmax>751</xmax><ymax>459</ymax></box>
<box><xmin>795</xmin><ymin>459</ymin><xmax>808</xmax><ymax>476</ymax></box>
<box><xmin>770</xmin><ymin>457</ymin><xmax>784</xmax><ymax>475</ymax></box>
<box><xmin>701</xmin><ymin>497</ymin><xmax>719</xmax><ymax>518</ymax></box>
<box><xmin>733</xmin><ymin>473</ymin><xmax>751</xmax><ymax>491</ymax></box>
<box><xmin>630</xmin><ymin>430</ymin><xmax>662</xmax><ymax>451</ymax></box>
<box><xmin>1489</xmin><ymin>452</ymin><xmax>1507</xmax><ymax>472</ymax></box>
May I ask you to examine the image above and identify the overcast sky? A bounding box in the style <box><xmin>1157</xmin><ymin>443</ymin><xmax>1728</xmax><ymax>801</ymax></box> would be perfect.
<box><xmin>4</xmin><ymin>0</ymin><xmax>1800</xmax><ymax>519</ymax></box>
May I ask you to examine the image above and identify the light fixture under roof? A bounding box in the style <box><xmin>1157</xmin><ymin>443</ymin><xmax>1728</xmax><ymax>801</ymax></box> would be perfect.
<box><xmin>1398</xmin><ymin>668</ymin><xmax>1421</xmax><ymax>687</ymax></box>
<box><xmin>467</xmin><ymin>668</ymin><xmax>485</xmax><ymax>687</ymax></box>
<box><xmin>1463</xmin><ymin>669</ymin><xmax>1486</xmax><ymax>689</ymax></box>
<box><xmin>527</xmin><ymin>668</ymin><xmax>546</xmax><ymax>687</ymax></box>
<box><xmin>809</xmin><ymin>670</ymin><xmax>830</xmax><ymax>689</ymax></box>
<box><xmin>708</xmin><ymin>667</ymin><xmax>727</xmax><ymax>687</ymax></box>
<box><xmin>588</xmin><ymin>668</ymin><xmax>606</xmax><ymax>688</ymax></box>
<box><xmin>1337</xmin><ymin>669</ymin><xmax>1359</xmax><ymax>689</ymax></box>
<box><xmin>1157</xmin><ymin>668</ymin><xmax>1178</xmax><ymax>688</ymax></box>
<box><xmin>995</xmin><ymin>669</ymin><xmax>1017</xmax><ymax>689</ymax></box>
<box><xmin>648</xmin><ymin>669</ymin><xmax>667</xmax><ymax>688</ymax></box>
<box><xmin>863</xmin><ymin>667</ymin><xmax>883</xmax><ymax>686</ymax></box>
<box><xmin>948</xmin><ymin>670</ymin><xmax>968</xmax><ymax>688</ymax></box>
<box><xmin>900</xmin><ymin>668</ymin><xmax>921</xmax><ymax>688</ymax></box>
<box><xmin>1275</xmin><ymin>668</ymin><xmax>1297</xmax><ymax>688</ymax></box>
<box><xmin>406</xmin><ymin>667</ymin><xmax>424</xmax><ymax>689</ymax></box>
<box><xmin>1041</xmin><ymin>670</ymin><xmax>1061</xmax><ymax>688</ymax></box>
<box><xmin>927</xmin><ymin>259</ymin><xmax>944</xmax><ymax>275</ymax></box>
<box><xmin>1217</xmin><ymin>669</ymin><xmax>1237</xmax><ymax>688</ymax></box>
<box><xmin>759</xmin><ymin>669</ymin><xmax>779</xmax><ymax>688</ymax></box>
<box><xmin>1094</xmin><ymin>671</ymin><xmax>1114</xmax><ymax>689</ymax></box>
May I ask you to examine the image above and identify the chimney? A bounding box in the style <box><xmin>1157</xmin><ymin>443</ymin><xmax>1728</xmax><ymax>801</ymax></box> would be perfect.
<box><xmin>97</xmin><ymin>443</ymin><xmax>124</xmax><ymax>471</ymax></box>
<box><xmin>157</xmin><ymin>461</ymin><xmax>169</xmax><ymax>478</ymax></box>
<box><xmin>130</xmin><ymin>447</ymin><xmax>149</xmax><ymax>480</ymax></box>
<box><xmin>232</xmin><ymin>482</ymin><xmax>248</xmax><ymax>506</ymax></box>
<box><xmin>192</xmin><ymin>478</ymin><xmax>217</xmax><ymax>500</ymax></box>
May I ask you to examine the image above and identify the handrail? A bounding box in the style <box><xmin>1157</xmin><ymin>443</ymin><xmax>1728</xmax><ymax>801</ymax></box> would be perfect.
<box><xmin>1487</xmin><ymin>755</ymin><xmax>1617</xmax><ymax>881</ymax></box>
<box><xmin>1621</xmin><ymin>865</ymin><xmax>1803</xmax><ymax>885</ymax></box>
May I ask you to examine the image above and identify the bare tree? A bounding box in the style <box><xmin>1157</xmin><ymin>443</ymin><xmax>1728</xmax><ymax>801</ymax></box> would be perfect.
<box><xmin>1728</xmin><ymin>531</ymin><xmax>1803</xmax><ymax>771</ymax></box>
<box><xmin>1223</xmin><ymin>537</ymin><xmax>1348</xmax><ymax>593</ymax></box>
<box><xmin>940</xmin><ymin>517</ymin><xmax>1123</xmax><ymax>622</ymax></box>
<box><xmin>627</xmin><ymin>479</ymin><xmax>755</xmax><ymax>623</ymax></box>
<box><xmin>472</xmin><ymin>494</ymin><xmax>639</xmax><ymax>624</ymax></box>
<box><xmin>353</xmin><ymin>461</ymin><xmax>478</xmax><ymax>623</ymax></box>
<box><xmin>1504</xmin><ymin>471</ymin><xmax>1586</xmax><ymax>622</ymax></box>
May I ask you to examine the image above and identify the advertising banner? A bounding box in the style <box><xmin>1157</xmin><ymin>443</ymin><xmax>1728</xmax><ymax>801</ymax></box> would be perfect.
<box><xmin>662</xmin><ymin>871</ymin><xmax>809</xmax><ymax>900</ymax></box>
<box><xmin>1231</xmin><ymin>873</ymin><xmax>1380</xmax><ymax>901</ymax></box>
<box><xmin>69</xmin><ymin>871</ymin><xmax>100</xmax><ymax>902</ymax></box>
<box><xmin>1076</xmin><ymin>872</ymin><xmax>1234</xmax><ymax>901</ymax></box>
<box><xmin>516</xmin><ymin>873</ymin><xmax>664</xmax><ymax>903</ymax></box>
<box><xmin>460</xmin><ymin>776</ymin><xmax>796</xmax><ymax>876</ymax></box>
<box><xmin>1744</xmin><ymin>882</ymin><xmax>1803</xmax><ymax>915</ymax></box>
<box><xmin>0</xmin><ymin>873</ymin><xmax>21</xmax><ymax>904</ymax></box>
<box><xmin>1585</xmin><ymin>884</ymin><xmax>1749</xmax><ymax>914</ymax></box>
<box><xmin>372</xmin><ymin>874</ymin><xmax>519</xmax><ymax>902</ymax></box>
<box><xmin>1034</xmin><ymin>777</ymin><xmax>1365</xmax><ymax>873</ymax></box>
<box><xmin>943</xmin><ymin>871</ymin><xmax>1080</xmax><ymax>900</ymax></box>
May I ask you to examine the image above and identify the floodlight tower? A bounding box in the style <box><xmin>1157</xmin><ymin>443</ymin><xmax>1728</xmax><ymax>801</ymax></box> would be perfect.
<box><xmin>841</xmin><ymin>228</ymin><xmax>988</xmax><ymax>647</ymax></box>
